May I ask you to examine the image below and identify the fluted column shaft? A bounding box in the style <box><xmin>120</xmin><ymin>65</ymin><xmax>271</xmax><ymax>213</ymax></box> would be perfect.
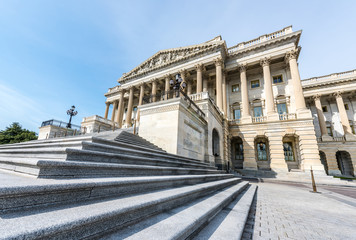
<box><xmin>215</xmin><ymin>58</ymin><xmax>223</xmax><ymax>111</ymax></box>
<box><xmin>313</xmin><ymin>95</ymin><xmax>328</xmax><ymax>136</ymax></box>
<box><xmin>136</xmin><ymin>84</ymin><xmax>145</xmax><ymax>122</ymax></box>
<box><xmin>111</xmin><ymin>101</ymin><xmax>118</xmax><ymax>121</ymax></box>
<box><xmin>104</xmin><ymin>103</ymin><xmax>110</xmax><ymax>119</ymax></box>
<box><xmin>117</xmin><ymin>90</ymin><xmax>125</xmax><ymax>128</ymax></box>
<box><xmin>222</xmin><ymin>71</ymin><xmax>227</xmax><ymax>115</ymax></box>
<box><xmin>151</xmin><ymin>80</ymin><xmax>157</xmax><ymax>102</ymax></box>
<box><xmin>334</xmin><ymin>92</ymin><xmax>352</xmax><ymax>134</ymax></box>
<box><xmin>203</xmin><ymin>75</ymin><xmax>208</xmax><ymax>92</ymax></box>
<box><xmin>261</xmin><ymin>58</ymin><xmax>275</xmax><ymax>115</ymax></box>
<box><xmin>187</xmin><ymin>80</ymin><xmax>192</xmax><ymax>95</ymax></box>
<box><xmin>196</xmin><ymin>64</ymin><xmax>203</xmax><ymax>93</ymax></box>
<box><xmin>125</xmin><ymin>87</ymin><xmax>134</xmax><ymax>127</ymax></box>
<box><xmin>287</xmin><ymin>50</ymin><xmax>306</xmax><ymax>111</ymax></box>
<box><xmin>165</xmin><ymin>76</ymin><xmax>170</xmax><ymax>100</ymax></box>
<box><xmin>240</xmin><ymin>65</ymin><xmax>251</xmax><ymax>117</ymax></box>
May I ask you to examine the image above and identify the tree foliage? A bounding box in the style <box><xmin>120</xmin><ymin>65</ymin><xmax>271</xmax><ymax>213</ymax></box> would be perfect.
<box><xmin>0</xmin><ymin>122</ymin><xmax>38</xmax><ymax>144</ymax></box>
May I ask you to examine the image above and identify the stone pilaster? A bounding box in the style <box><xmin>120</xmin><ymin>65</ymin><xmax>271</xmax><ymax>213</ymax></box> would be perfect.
<box><xmin>136</xmin><ymin>83</ymin><xmax>145</xmax><ymax>123</ymax></box>
<box><xmin>242</xmin><ymin>134</ymin><xmax>258</xmax><ymax>170</ymax></box>
<box><xmin>323</xmin><ymin>148</ymin><xmax>342</xmax><ymax>176</ymax></box>
<box><xmin>260</xmin><ymin>58</ymin><xmax>278</xmax><ymax>120</ymax></box>
<box><xmin>313</xmin><ymin>95</ymin><xmax>332</xmax><ymax>141</ymax></box>
<box><xmin>240</xmin><ymin>64</ymin><xmax>252</xmax><ymax>123</ymax></box>
<box><xmin>104</xmin><ymin>102</ymin><xmax>110</xmax><ymax>119</ymax></box>
<box><xmin>334</xmin><ymin>91</ymin><xmax>355</xmax><ymax>140</ymax></box>
<box><xmin>187</xmin><ymin>79</ymin><xmax>192</xmax><ymax>95</ymax></box>
<box><xmin>196</xmin><ymin>64</ymin><xmax>203</xmax><ymax>93</ymax></box>
<box><xmin>215</xmin><ymin>58</ymin><xmax>223</xmax><ymax>111</ymax></box>
<box><xmin>125</xmin><ymin>87</ymin><xmax>134</xmax><ymax>127</ymax></box>
<box><xmin>268</xmin><ymin>135</ymin><xmax>289</xmax><ymax>172</ymax></box>
<box><xmin>203</xmin><ymin>73</ymin><xmax>208</xmax><ymax>92</ymax></box>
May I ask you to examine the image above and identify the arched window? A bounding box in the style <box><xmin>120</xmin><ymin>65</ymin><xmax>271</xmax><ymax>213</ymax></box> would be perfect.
<box><xmin>212</xmin><ymin>129</ymin><xmax>220</xmax><ymax>157</ymax></box>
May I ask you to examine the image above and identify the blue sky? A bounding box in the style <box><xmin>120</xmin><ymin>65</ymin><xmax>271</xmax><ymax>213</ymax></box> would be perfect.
<box><xmin>0</xmin><ymin>0</ymin><xmax>355</xmax><ymax>133</ymax></box>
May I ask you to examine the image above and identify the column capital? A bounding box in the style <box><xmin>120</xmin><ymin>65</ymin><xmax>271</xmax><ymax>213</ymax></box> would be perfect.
<box><xmin>333</xmin><ymin>91</ymin><xmax>343</xmax><ymax>98</ymax></box>
<box><xmin>118</xmin><ymin>88</ymin><xmax>126</xmax><ymax>94</ymax></box>
<box><xmin>214</xmin><ymin>57</ymin><xmax>224</xmax><ymax>67</ymax></box>
<box><xmin>195</xmin><ymin>63</ymin><xmax>204</xmax><ymax>72</ymax></box>
<box><xmin>179</xmin><ymin>69</ymin><xmax>187</xmax><ymax>78</ymax></box>
<box><xmin>163</xmin><ymin>74</ymin><xmax>171</xmax><ymax>80</ymax></box>
<box><xmin>149</xmin><ymin>78</ymin><xmax>157</xmax><ymax>84</ymax></box>
<box><xmin>260</xmin><ymin>57</ymin><xmax>271</xmax><ymax>67</ymax></box>
<box><xmin>285</xmin><ymin>47</ymin><xmax>301</xmax><ymax>61</ymax></box>
<box><xmin>239</xmin><ymin>64</ymin><xmax>247</xmax><ymax>72</ymax></box>
<box><xmin>312</xmin><ymin>94</ymin><xmax>321</xmax><ymax>101</ymax></box>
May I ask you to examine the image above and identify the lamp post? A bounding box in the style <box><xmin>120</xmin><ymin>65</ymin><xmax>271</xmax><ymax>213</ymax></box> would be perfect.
<box><xmin>66</xmin><ymin>105</ymin><xmax>78</xmax><ymax>128</ymax></box>
<box><xmin>170</xmin><ymin>73</ymin><xmax>186</xmax><ymax>97</ymax></box>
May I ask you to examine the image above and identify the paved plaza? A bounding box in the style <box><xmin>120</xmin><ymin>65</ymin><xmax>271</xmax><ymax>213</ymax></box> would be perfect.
<box><xmin>242</xmin><ymin>182</ymin><xmax>356</xmax><ymax>240</ymax></box>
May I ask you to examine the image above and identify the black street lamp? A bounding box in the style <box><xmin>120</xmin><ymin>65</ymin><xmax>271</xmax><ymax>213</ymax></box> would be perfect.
<box><xmin>169</xmin><ymin>73</ymin><xmax>186</xmax><ymax>97</ymax></box>
<box><xmin>66</xmin><ymin>105</ymin><xmax>78</xmax><ymax>128</ymax></box>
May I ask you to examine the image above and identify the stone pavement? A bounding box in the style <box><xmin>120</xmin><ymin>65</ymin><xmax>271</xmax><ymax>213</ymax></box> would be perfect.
<box><xmin>242</xmin><ymin>182</ymin><xmax>356</xmax><ymax>240</ymax></box>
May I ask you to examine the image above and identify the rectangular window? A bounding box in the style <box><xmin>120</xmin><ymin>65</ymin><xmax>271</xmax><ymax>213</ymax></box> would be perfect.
<box><xmin>251</xmin><ymin>80</ymin><xmax>260</xmax><ymax>88</ymax></box>
<box><xmin>254</xmin><ymin>106</ymin><xmax>263</xmax><ymax>117</ymax></box>
<box><xmin>277</xmin><ymin>103</ymin><xmax>287</xmax><ymax>115</ymax></box>
<box><xmin>327</xmin><ymin>127</ymin><xmax>333</xmax><ymax>137</ymax></box>
<box><xmin>273</xmin><ymin>75</ymin><xmax>283</xmax><ymax>84</ymax></box>
<box><xmin>283</xmin><ymin>142</ymin><xmax>294</xmax><ymax>161</ymax></box>
<box><xmin>232</xmin><ymin>84</ymin><xmax>239</xmax><ymax>92</ymax></box>
<box><xmin>345</xmin><ymin>104</ymin><xmax>349</xmax><ymax>110</ymax></box>
<box><xmin>322</xmin><ymin>106</ymin><xmax>328</xmax><ymax>112</ymax></box>
<box><xmin>233</xmin><ymin>109</ymin><xmax>241</xmax><ymax>120</ymax></box>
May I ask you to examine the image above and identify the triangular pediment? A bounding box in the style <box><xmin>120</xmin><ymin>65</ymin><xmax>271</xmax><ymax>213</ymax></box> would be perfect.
<box><xmin>119</xmin><ymin>36</ymin><xmax>225</xmax><ymax>83</ymax></box>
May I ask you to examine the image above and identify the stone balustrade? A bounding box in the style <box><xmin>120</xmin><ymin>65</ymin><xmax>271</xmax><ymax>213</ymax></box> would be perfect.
<box><xmin>227</xmin><ymin>26</ymin><xmax>293</xmax><ymax>54</ymax></box>
<box><xmin>189</xmin><ymin>92</ymin><xmax>209</xmax><ymax>101</ymax></box>
<box><xmin>279</xmin><ymin>113</ymin><xmax>297</xmax><ymax>121</ymax></box>
<box><xmin>252</xmin><ymin>116</ymin><xmax>268</xmax><ymax>123</ymax></box>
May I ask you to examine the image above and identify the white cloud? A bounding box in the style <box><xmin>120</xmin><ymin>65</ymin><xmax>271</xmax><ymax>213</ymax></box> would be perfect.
<box><xmin>0</xmin><ymin>82</ymin><xmax>47</xmax><ymax>132</ymax></box>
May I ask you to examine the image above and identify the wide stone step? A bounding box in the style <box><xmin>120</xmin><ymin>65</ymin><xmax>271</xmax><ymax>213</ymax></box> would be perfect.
<box><xmin>80</xmin><ymin>142</ymin><xmax>212</xmax><ymax>167</ymax></box>
<box><xmin>115</xmin><ymin>138</ymin><xmax>163</xmax><ymax>151</ymax></box>
<box><xmin>0</xmin><ymin>158</ymin><xmax>224</xmax><ymax>178</ymax></box>
<box><xmin>0</xmin><ymin>174</ymin><xmax>235</xmax><ymax>213</ymax></box>
<box><xmin>0</xmin><ymin>178</ymin><xmax>241</xmax><ymax>239</ymax></box>
<box><xmin>65</xmin><ymin>148</ymin><xmax>215</xmax><ymax>170</ymax></box>
<box><xmin>101</xmin><ymin>181</ymin><xmax>249</xmax><ymax>240</ymax></box>
<box><xmin>193</xmin><ymin>185</ymin><xmax>257</xmax><ymax>240</ymax></box>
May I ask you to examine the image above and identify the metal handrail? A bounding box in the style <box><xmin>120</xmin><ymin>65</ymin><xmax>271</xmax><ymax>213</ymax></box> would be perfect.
<box><xmin>180</xmin><ymin>90</ymin><xmax>206</xmax><ymax>118</ymax></box>
<box><xmin>41</xmin><ymin>119</ymin><xmax>81</xmax><ymax>130</ymax></box>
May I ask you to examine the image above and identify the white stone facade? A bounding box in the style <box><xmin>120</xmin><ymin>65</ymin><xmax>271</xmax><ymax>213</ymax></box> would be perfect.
<box><xmin>95</xmin><ymin>25</ymin><xmax>355</xmax><ymax>177</ymax></box>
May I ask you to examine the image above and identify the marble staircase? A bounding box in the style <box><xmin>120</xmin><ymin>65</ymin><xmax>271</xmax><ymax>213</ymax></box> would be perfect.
<box><xmin>0</xmin><ymin>130</ymin><xmax>256</xmax><ymax>239</ymax></box>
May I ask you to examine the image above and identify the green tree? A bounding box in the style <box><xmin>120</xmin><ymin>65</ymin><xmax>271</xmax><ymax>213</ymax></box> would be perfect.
<box><xmin>0</xmin><ymin>122</ymin><xmax>38</xmax><ymax>144</ymax></box>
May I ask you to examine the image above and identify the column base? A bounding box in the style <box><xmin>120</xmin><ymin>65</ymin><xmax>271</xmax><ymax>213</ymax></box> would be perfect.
<box><xmin>267</xmin><ymin>112</ymin><xmax>279</xmax><ymax>121</ymax></box>
<box><xmin>241</xmin><ymin>116</ymin><xmax>252</xmax><ymax>124</ymax></box>
<box><xmin>243</xmin><ymin>162</ymin><xmax>257</xmax><ymax>170</ymax></box>
<box><xmin>321</xmin><ymin>134</ymin><xmax>333</xmax><ymax>141</ymax></box>
<box><xmin>345</xmin><ymin>133</ymin><xmax>356</xmax><ymax>141</ymax></box>
<box><xmin>296</xmin><ymin>108</ymin><xmax>312</xmax><ymax>119</ymax></box>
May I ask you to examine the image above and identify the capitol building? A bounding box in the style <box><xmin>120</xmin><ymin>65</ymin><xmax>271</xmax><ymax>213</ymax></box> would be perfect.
<box><xmin>73</xmin><ymin>26</ymin><xmax>355</xmax><ymax>178</ymax></box>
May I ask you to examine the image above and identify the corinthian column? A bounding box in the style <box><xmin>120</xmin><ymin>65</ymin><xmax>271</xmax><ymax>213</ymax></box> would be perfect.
<box><xmin>260</xmin><ymin>58</ymin><xmax>276</xmax><ymax>117</ymax></box>
<box><xmin>164</xmin><ymin>75</ymin><xmax>170</xmax><ymax>100</ymax></box>
<box><xmin>334</xmin><ymin>91</ymin><xmax>353</xmax><ymax>135</ymax></box>
<box><xmin>125</xmin><ymin>87</ymin><xmax>134</xmax><ymax>127</ymax></box>
<box><xmin>222</xmin><ymin>70</ymin><xmax>227</xmax><ymax>116</ymax></box>
<box><xmin>136</xmin><ymin>83</ymin><xmax>145</xmax><ymax>123</ymax></box>
<box><xmin>151</xmin><ymin>79</ymin><xmax>157</xmax><ymax>102</ymax></box>
<box><xmin>104</xmin><ymin>102</ymin><xmax>110</xmax><ymax>119</ymax></box>
<box><xmin>116</xmin><ymin>89</ymin><xmax>125</xmax><ymax>128</ymax></box>
<box><xmin>286</xmin><ymin>48</ymin><xmax>307</xmax><ymax>111</ymax></box>
<box><xmin>196</xmin><ymin>64</ymin><xmax>203</xmax><ymax>93</ymax></box>
<box><xmin>215</xmin><ymin>58</ymin><xmax>223</xmax><ymax>111</ymax></box>
<box><xmin>187</xmin><ymin>79</ymin><xmax>192</xmax><ymax>95</ymax></box>
<box><xmin>313</xmin><ymin>95</ymin><xmax>332</xmax><ymax>141</ymax></box>
<box><xmin>111</xmin><ymin>101</ymin><xmax>118</xmax><ymax>121</ymax></box>
<box><xmin>240</xmin><ymin>64</ymin><xmax>252</xmax><ymax>123</ymax></box>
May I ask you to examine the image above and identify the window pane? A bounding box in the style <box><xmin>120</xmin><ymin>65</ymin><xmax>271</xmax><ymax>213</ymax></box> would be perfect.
<box><xmin>251</xmin><ymin>80</ymin><xmax>260</xmax><ymax>88</ymax></box>
<box><xmin>277</xmin><ymin>103</ymin><xmax>287</xmax><ymax>114</ymax></box>
<box><xmin>254</xmin><ymin>107</ymin><xmax>262</xmax><ymax>117</ymax></box>
<box><xmin>235</xmin><ymin>143</ymin><xmax>244</xmax><ymax>160</ymax></box>
<box><xmin>257</xmin><ymin>142</ymin><xmax>267</xmax><ymax>161</ymax></box>
<box><xmin>232</xmin><ymin>84</ymin><xmax>239</xmax><ymax>92</ymax></box>
<box><xmin>327</xmin><ymin>127</ymin><xmax>333</xmax><ymax>136</ymax></box>
<box><xmin>283</xmin><ymin>142</ymin><xmax>294</xmax><ymax>161</ymax></box>
<box><xmin>234</xmin><ymin>109</ymin><xmax>241</xmax><ymax>119</ymax></box>
<box><xmin>273</xmin><ymin>75</ymin><xmax>283</xmax><ymax>84</ymax></box>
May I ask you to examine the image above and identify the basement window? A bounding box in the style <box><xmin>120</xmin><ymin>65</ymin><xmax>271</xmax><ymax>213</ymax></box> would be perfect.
<box><xmin>322</xmin><ymin>106</ymin><xmax>328</xmax><ymax>112</ymax></box>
